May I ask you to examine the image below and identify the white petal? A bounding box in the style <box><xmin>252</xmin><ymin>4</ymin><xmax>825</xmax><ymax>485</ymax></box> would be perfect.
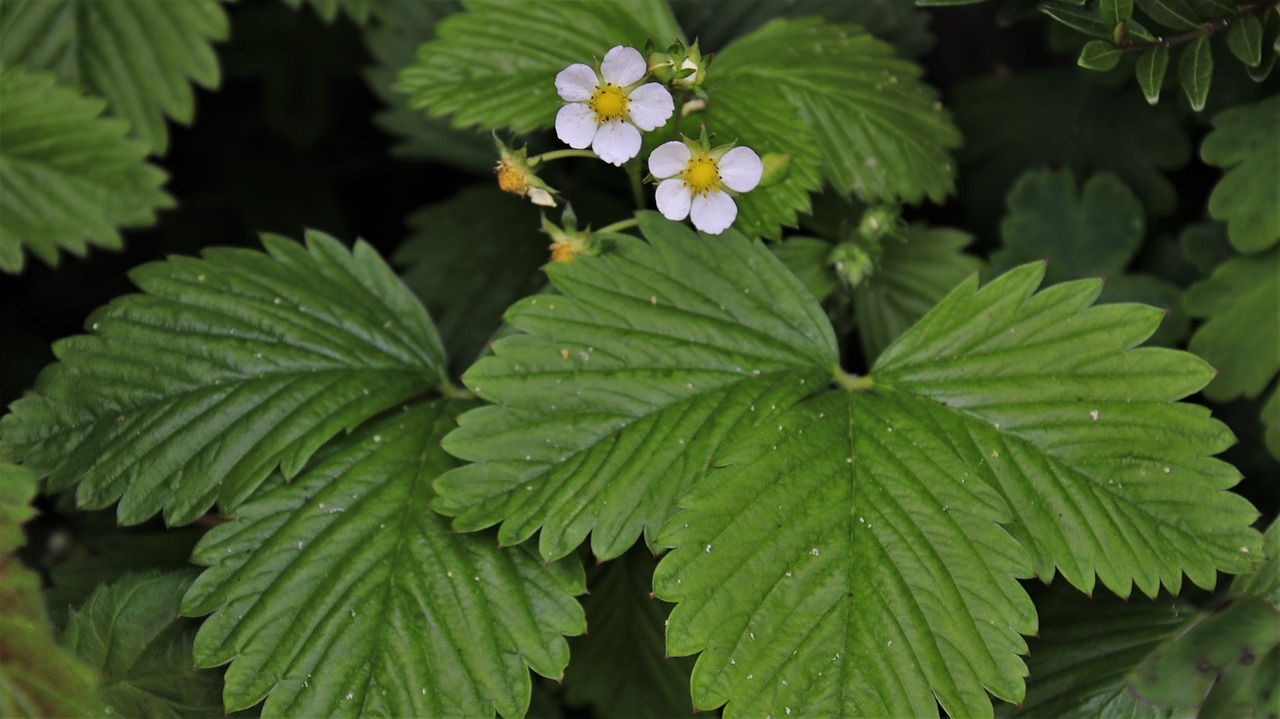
<box><xmin>600</xmin><ymin>45</ymin><xmax>646</xmax><ymax>86</ymax></box>
<box><xmin>626</xmin><ymin>83</ymin><xmax>674</xmax><ymax>131</ymax></box>
<box><xmin>592</xmin><ymin>119</ymin><xmax>641</xmax><ymax>165</ymax></box>
<box><xmin>690</xmin><ymin>190</ymin><xmax>737</xmax><ymax>234</ymax></box>
<box><xmin>527</xmin><ymin>188</ymin><xmax>556</xmax><ymax>207</ymax></box>
<box><xmin>648</xmin><ymin>141</ymin><xmax>691</xmax><ymax>179</ymax></box>
<box><xmin>656</xmin><ymin>179</ymin><xmax>692</xmax><ymax>221</ymax></box>
<box><xmin>718</xmin><ymin>146</ymin><xmax>764</xmax><ymax>193</ymax></box>
<box><xmin>555</xmin><ymin>63</ymin><xmax>599</xmax><ymax>102</ymax></box>
<box><xmin>556</xmin><ymin>103</ymin><xmax>597</xmax><ymax>149</ymax></box>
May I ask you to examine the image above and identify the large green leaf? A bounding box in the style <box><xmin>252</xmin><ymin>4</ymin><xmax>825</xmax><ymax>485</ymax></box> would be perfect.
<box><xmin>1200</xmin><ymin>95</ymin><xmax>1280</xmax><ymax>253</ymax></box>
<box><xmin>0</xmin><ymin>0</ymin><xmax>229</xmax><ymax>153</ymax></box>
<box><xmin>0</xmin><ymin>66</ymin><xmax>172</xmax><ymax>274</ymax></box>
<box><xmin>0</xmin><ymin>231</ymin><xmax>447</xmax><ymax>526</ymax></box>
<box><xmin>651</xmin><ymin>262</ymin><xmax>1260</xmax><ymax>716</ymax></box>
<box><xmin>62</xmin><ymin>572</ymin><xmax>223</xmax><ymax>718</ymax></box>
<box><xmin>396</xmin><ymin>0</ymin><xmax>683</xmax><ymax>134</ymax></box>
<box><xmin>997</xmin><ymin>587</ymin><xmax>1190</xmax><ymax>718</ymax></box>
<box><xmin>670</xmin><ymin>0</ymin><xmax>933</xmax><ymax>57</ymax></box>
<box><xmin>0</xmin><ymin>558</ymin><xmax>100</xmax><ymax>718</ymax></box>
<box><xmin>435</xmin><ymin>212</ymin><xmax>838</xmax><ymax>562</ymax></box>
<box><xmin>181</xmin><ymin>401</ymin><xmax>586</xmax><ymax>718</ymax></box>
<box><xmin>1186</xmin><ymin>248</ymin><xmax>1279</xmax><ymax>402</ymax></box>
<box><xmin>562</xmin><ymin>546</ymin><xmax>696</xmax><ymax>718</ymax></box>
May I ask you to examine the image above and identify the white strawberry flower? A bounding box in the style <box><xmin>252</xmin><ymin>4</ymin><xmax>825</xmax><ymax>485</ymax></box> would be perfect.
<box><xmin>554</xmin><ymin>46</ymin><xmax>674</xmax><ymax>166</ymax></box>
<box><xmin>648</xmin><ymin>140</ymin><xmax>763</xmax><ymax>235</ymax></box>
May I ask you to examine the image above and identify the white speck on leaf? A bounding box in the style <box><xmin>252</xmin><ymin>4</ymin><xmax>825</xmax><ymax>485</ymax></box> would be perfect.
<box><xmin>1090</xmin><ymin>409</ymin><xmax>1100</xmax><ymax>421</ymax></box>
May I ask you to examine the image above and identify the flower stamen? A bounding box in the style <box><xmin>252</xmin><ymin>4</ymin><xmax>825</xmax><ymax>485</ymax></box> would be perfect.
<box><xmin>589</xmin><ymin>84</ymin><xmax>629</xmax><ymax>123</ymax></box>
<box><xmin>681</xmin><ymin>155</ymin><xmax>720</xmax><ymax>196</ymax></box>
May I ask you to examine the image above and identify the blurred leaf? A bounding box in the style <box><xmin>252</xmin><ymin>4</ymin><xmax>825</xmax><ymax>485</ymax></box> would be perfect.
<box><xmin>1186</xmin><ymin>248</ymin><xmax>1280</xmax><ymax>402</ymax></box>
<box><xmin>0</xmin><ymin>463</ymin><xmax>37</xmax><ymax>553</ymax></box>
<box><xmin>1135</xmin><ymin>0</ymin><xmax>1210</xmax><ymax>30</ymax></box>
<box><xmin>0</xmin><ymin>557</ymin><xmax>100</xmax><ymax>718</ymax></box>
<box><xmin>1179</xmin><ymin>36</ymin><xmax>1214</xmax><ymax>112</ymax></box>
<box><xmin>1102</xmin><ymin>0</ymin><xmax>1134</xmax><ymax>24</ymax></box>
<box><xmin>393</xmin><ymin>186</ymin><xmax>548</xmax><ymax>370</ymax></box>
<box><xmin>1263</xmin><ymin>386</ymin><xmax>1280</xmax><ymax>461</ymax></box>
<box><xmin>397</xmin><ymin>0</ymin><xmax>683</xmax><ymax>134</ymax></box>
<box><xmin>0</xmin><ymin>67</ymin><xmax>172</xmax><ymax>274</ymax></box>
<box><xmin>671</xmin><ymin>0</ymin><xmax>934</xmax><ymax>56</ymax></box>
<box><xmin>0</xmin><ymin>231</ymin><xmax>447</xmax><ymax>527</ymax></box>
<box><xmin>1079</xmin><ymin>39</ymin><xmax>1125</xmax><ymax>70</ymax></box>
<box><xmin>1227</xmin><ymin>14</ymin><xmax>1264</xmax><ymax>67</ymax></box>
<box><xmin>997</xmin><ymin>586</ymin><xmax>1191</xmax><ymax>718</ymax></box>
<box><xmin>771</xmin><ymin>236</ymin><xmax>838</xmax><ymax>302</ymax></box>
<box><xmin>1041</xmin><ymin>2</ymin><xmax>1155</xmax><ymax>41</ymax></box>
<box><xmin>563</xmin><ymin>547</ymin><xmax>695</xmax><ymax>718</ymax></box>
<box><xmin>1232</xmin><ymin>519</ymin><xmax>1280</xmax><ymax>608</ymax></box>
<box><xmin>282</xmin><ymin>0</ymin><xmax>380</xmax><ymax>24</ymax></box>
<box><xmin>1137</xmin><ymin>45</ymin><xmax>1170</xmax><ymax>104</ymax></box>
<box><xmin>0</xmin><ymin>0</ymin><xmax>228</xmax><ymax>153</ymax></box>
<box><xmin>62</xmin><ymin>572</ymin><xmax>224</xmax><ymax>719</ymax></box>
<box><xmin>182</xmin><ymin>401</ymin><xmax>587</xmax><ymax>718</ymax></box>
<box><xmin>1179</xmin><ymin>222</ymin><xmax>1233</xmax><ymax>274</ymax></box>
<box><xmin>1201</xmin><ymin>95</ymin><xmax>1280</xmax><ymax>253</ymax></box>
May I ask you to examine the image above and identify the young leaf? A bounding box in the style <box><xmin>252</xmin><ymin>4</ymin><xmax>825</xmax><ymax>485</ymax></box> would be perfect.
<box><xmin>1079</xmin><ymin>40</ymin><xmax>1125</xmax><ymax>71</ymax></box>
<box><xmin>0</xmin><ymin>558</ymin><xmax>100</xmax><ymax>718</ymax></box>
<box><xmin>1200</xmin><ymin>95</ymin><xmax>1280</xmax><ymax>253</ymax></box>
<box><xmin>1179</xmin><ymin>36</ymin><xmax>1214</xmax><ymax>112</ymax></box>
<box><xmin>62</xmin><ymin>572</ymin><xmax>223</xmax><ymax>719</ymax></box>
<box><xmin>396</xmin><ymin>0</ymin><xmax>682</xmax><ymax>134</ymax></box>
<box><xmin>0</xmin><ymin>231</ymin><xmax>446</xmax><ymax>526</ymax></box>
<box><xmin>653</xmin><ymin>262</ymin><xmax>1261</xmax><ymax>716</ymax></box>
<box><xmin>0</xmin><ymin>0</ymin><xmax>229</xmax><ymax>153</ymax></box>
<box><xmin>563</xmin><ymin>547</ymin><xmax>695</xmax><ymax>718</ymax></box>
<box><xmin>0</xmin><ymin>67</ymin><xmax>172</xmax><ymax>274</ymax></box>
<box><xmin>1101</xmin><ymin>0</ymin><xmax>1134</xmax><ymax>25</ymax></box>
<box><xmin>181</xmin><ymin>401</ymin><xmax>586</xmax><ymax>718</ymax></box>
<box><xmin>998</xmin><ymin>587</ymin><xmax>1192</xmax><ymax>718</ymax></box>
<box><xmin>1227</xmin><ymin>14</ymin><xmax>1265</xmax><ymax>67</ymax></box>
<box><xmin>435</xmin><ymin>213</ymin><xmax>838</xmax><ymax>561</ymax></box>
<box><xmin>1186</xmin><ymin>248</ymin><xmax>1279</xmax><ymax>403</ymax></box>
<box><xmin>1136</xmin><ymin>45</ymin><xmax>1170</xmax><ymax>104</ymax></box>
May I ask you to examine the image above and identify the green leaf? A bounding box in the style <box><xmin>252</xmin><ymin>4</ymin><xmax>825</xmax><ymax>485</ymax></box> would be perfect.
<box><xmin>1136</xmin><ymin>45</ymin><xmax>1170</xmax><ymax>104</ymax></box>
<box><xmin>994</xmin><ymin>169</ymin><xmax>1144</xmax><ymax>281</ymax></box>
<box><xmin>853</xmin><ymin>223</ymin><xmax>981</xmax><ymax>363</ymax></box>
<box><xmin>0</xmin><ymin>463</ymin><xmax>37</xmax><ymax>553</ymax></box>
<box><xmin>0</xmin><ymin>0</ymin><xmax>229</xmax><ymax>153</ymax></box>
<box><xmin>0</xmin><ymin>558</ymin><xmax>100</xmax><ymax>718</ymax></box>
<box><xmin>1135</xmin><ymin>0</ymin><xmax>1206</xmax><ymax>29</ymax></box>
<box><xmin>1179</xmin><ymin>36</ymin><xmax>1214</xmax><ymax>112</ymax></box>
<box><xmin>62</xmin><ymin>572</ymin><xmax>223</xmax><ymax>718</ymax></box>
<box><xmin>435</xmin><ymin>212</ymin><xmax>838</xmax><ymax>561</ymax></box>
<box><xmin>181</xmin><ymin>401</ymin><xmax>586</xmax><ymax>718</ymax></box>
<box><xmin>771</xmin><ymin>236</ymin><xmax>839</xmax><ymax>302</ymax></box>
<box><xmin>712</xmin><ymin>18</ymin><xmax>961</xmax><ymax>207</ymax></box>
<box><xmin>0</xmin><ymin>230</ymin><xmax>447</xmax><ymax>526</ymax></box>
<box><xmin>394</xmin><ymin>186</ymin><xmax>550</xmax><ymax>370</ymax></box>
<box><xmin>396</xmin><ymin>0</ymin><xmax>683</xmax><ymax>134</ymax></box>
<box><xmin>653</xmin><ymin>262</ymin><xmax>1261</xmax><ymax>716</ymax></box>
<box><xmin>1228</xmin><ymin>14</ymin><xmax>1265</xmax><ymax>67</ymax></box>
<box><xmin>671</xmin><ymin>0</ymin><xmax>934</xmax><ymax>57</ymax></box>
<box><xmin>1102</xmin><ymin>0</ymin><xmax>1134</xmax><ymax>25</ymax></box>
<box><xmin>0</xmin><ymin>67</ymin><xmax>172</xmax><ymax>274</ymax></box>
<box><xmin>1186</xmin><ymin>248</ymin><xmax>1280</xmax><ymax>402</ymax></box>
<box><xmin>1232</xmin><ymin>519</ymin><xmax>1280</xmax><ymax>607</ymax></box>
<box><xmin>1263</xmin><ymin>385</ymin><xmax>1280</xmax><ymax>461</ymax></box>
<box><xmin>1079</xmin><ymin>40</ymin><xmax>1125</xmax><ymax>71</ymax></box>
<box><xmin>563</xmin><ymin>546</ymin><xmax>695</xmax><ymax>718</ymax></box>
<box><xmin>1041</xmin><ymin>2</ymin><xmax>1156</xmax><ymax>41</ymax></box>
<box><xmin>282</xmin><ymin>0</ymin><xmax>379</xmax><ymax>24</ymax></box>
<box><xmin>998</xmin><ymin>587</ymin><xmax>1191</xmax><ymax>718</ymax></box>
<box><xmin>1200</xmin><ymin>95</ymin><xmax>1280</xmax><ymax>253</ymax></box>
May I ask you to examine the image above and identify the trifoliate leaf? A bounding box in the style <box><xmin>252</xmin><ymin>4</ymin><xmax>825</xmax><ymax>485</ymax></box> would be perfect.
<box><xmin>1136</xmin><ymin>45</ymin><xmax>1170</xmax><ymax>105</ymax></box>
<box><xmin>653</xmin><ymin>262</ymin><xmax>1261</xmax><ymax>717</ymax></box>
<box><xmin>181</xmin><ymin>401</ymin><xmax>586</xmax><ymax>718</ymax></box>
<box><xmin>952</xmin><ymin>68</ymin><xmax>1190</xmax><ymax>231</ymax></box>
<box><xmin>854</xmin><ymin>224</ymin><xmax>981</xmax><ymax>364</ymax></box>
<box><xmin>0</xmin><ymin>0</ymin><xmax>228</xmax><ymax>153</ymax></box>
<box><xmin>435</xmin><ymin>212</ymin><xmax>838</xmax><ymax>561</ymax></box>
<box><xmin>396</xmin><ymin>0</ymin><xmax>683</xmax><ymax>134</ymax></box>
<box><xmin>0</xmin><ymin>463</ymin><xmax>37</xmax><ymax>553</ymax></box>
<box><xmin>0</xmin><ymin>558</ymin><xmax>100</xmax><ymax>718</ymax></box>
<box><xmin>1179</xmin><ymin>36</ymin><xmax>1214</xmax><ymax>112</ymax></box>
<box><xmin>713</xmin><ymin>18</ymin><xmax>960</xmax><ymax>206</ymax></box>
<box><xmin>563</xmin><ymin>546</ymin><xmax>695</xmax><ymax>718</ymax></box>
<box><xmin>995</xmin><ymin>169</ymin><xmax>1144</xmax><ymax>282</ymax></box>
<box><xmin>1200</xmin><ymin>95</ymin><xmax>1280</xmax><ymax>253</ymax></box>
<box><xmin>0</xmin><ymin>230</ymin><xmax>447</xmax><ymax>526</ymax></box>
<box><xmin>1186</xmin><ymin>248</ymin><xmax>1280</xmax><ymax>401</ymax></box>
<box><xmin>62</xmin><ymin>571</ymin><xmax>223</xmax><ymax>719</ymax></box>
<box><xmin>361</xmin><ymin>0</ymin><xmax>492</xmax><ymax>170</ymax></box>
<box><xmin>997</xmin><ymin>587</ymin><xmax>1191</xmax><ymax>718</ymax></box>
<box><xmin>0</xmin><ymin>67</ymin><xmax>172</xmax><ymax>274</ymax></box>
<box><xmin>671</xmin><ymin>0</ymin><xmax>933</xmax><ymax>57</ymax></box>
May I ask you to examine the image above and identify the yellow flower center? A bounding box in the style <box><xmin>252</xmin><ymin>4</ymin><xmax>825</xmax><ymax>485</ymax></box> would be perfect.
<box><xmin>589</xmin><ymin>84</ymin><xmax>628</xmax><ymax>123</ymax></box>
<box><xmin>681</xmin><ymin>155</ymin><xmax>720</xmax><ymax>195</ymax></box>
<box><xmin>495</xmin><ymin>160</ymin><xmax>528</xmax><ymax>195</ymax></box>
